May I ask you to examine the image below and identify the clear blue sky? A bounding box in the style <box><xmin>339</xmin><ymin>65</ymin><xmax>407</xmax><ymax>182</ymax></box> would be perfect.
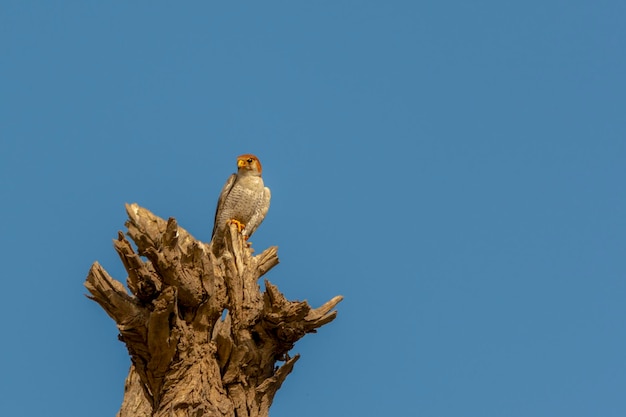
<box><xmin>1</xmin><ymin>2</ymin><xmax>624</xmax><ymax>416</ymax></box>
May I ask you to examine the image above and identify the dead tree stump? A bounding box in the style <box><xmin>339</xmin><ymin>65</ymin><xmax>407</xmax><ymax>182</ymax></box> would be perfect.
<box><xmin>85</xmin><ymin>203</ymin><xmax>342</xmax><ymax>417</ymax></box>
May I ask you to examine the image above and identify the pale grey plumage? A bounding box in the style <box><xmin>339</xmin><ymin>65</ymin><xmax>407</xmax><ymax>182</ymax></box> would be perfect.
<box><xmin>212</xmin><ymin>154</ymin><xmax>271</xmax><ymax>240</ymax></box>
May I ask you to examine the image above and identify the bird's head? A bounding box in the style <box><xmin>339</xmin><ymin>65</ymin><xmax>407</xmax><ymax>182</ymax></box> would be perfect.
<box><xmin>237</xmin><ymin>154</ymin><xmax>263</xmax><ymax>176</ymax></box>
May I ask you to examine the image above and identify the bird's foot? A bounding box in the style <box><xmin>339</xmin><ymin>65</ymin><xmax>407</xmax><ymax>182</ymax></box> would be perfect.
<box><xmin>227</xmin><ymin>219</ymin><xmax>246</xmax><ymax>233</ymax></box>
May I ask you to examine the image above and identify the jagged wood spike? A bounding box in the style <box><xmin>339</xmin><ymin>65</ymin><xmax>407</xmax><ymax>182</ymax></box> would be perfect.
<box><xmin>113</xmin><ymin>231</ymin><xmax>162</xmax><ymax>302</ymax></box>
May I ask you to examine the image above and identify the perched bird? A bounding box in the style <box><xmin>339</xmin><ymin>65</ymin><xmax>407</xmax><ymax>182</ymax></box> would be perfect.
<box><xmin>212</xmin><ymin>154</ymin><xmax>271</xmax><ymax>241</ymax></box>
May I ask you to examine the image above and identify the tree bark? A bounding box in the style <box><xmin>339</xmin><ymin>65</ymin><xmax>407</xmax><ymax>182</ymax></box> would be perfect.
<box><xmin>85</xmin><ymin>203</ymin><xmax>342</xmax><ymax>417</ymax></box>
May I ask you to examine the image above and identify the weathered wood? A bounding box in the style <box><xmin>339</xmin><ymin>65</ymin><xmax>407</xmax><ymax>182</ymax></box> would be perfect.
<box><xmin>85</xmin><ymin>203</ymin><xmax>342</xmax><ymax>417</ymax></box>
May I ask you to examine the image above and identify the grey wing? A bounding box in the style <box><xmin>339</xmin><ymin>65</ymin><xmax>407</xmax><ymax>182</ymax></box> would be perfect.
<box><xmin>212</xmin><ymin>173</ymin><xmax>237</xmax><ymax>238</ymax></box>
<box><xmin>244</xmin><ymin>186</ymin><xmax>271</xmax><ymax>238</ymax></box>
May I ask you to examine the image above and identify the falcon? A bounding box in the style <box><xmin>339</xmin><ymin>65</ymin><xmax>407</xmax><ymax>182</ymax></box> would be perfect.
<box><xmin>211</xmin><ymin>154</ymin><xmax>271</xmax><ymax>241</ymax></box>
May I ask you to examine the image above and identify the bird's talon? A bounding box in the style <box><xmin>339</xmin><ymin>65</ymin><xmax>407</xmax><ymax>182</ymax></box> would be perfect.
<box><xmin>227</xmin><ymin>219</ymin><xmax>245</xmax><ymax>233</ymax></box>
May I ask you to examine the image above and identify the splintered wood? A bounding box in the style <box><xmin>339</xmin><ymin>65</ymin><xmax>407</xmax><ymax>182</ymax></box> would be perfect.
<box><xmin>85</xmin><ymin>203</ymin><xmax>342</xmax><ymax>417</ymax></box>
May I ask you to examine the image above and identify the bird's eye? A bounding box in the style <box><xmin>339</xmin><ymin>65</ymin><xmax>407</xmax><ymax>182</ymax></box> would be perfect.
<box><xmin>247</xmin><ymin>158</ymin><xmax>253</xmax><ymax>163</ymax></box>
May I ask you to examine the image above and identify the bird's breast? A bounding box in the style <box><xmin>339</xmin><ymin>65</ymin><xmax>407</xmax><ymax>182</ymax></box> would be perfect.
<box><xmin>225</xmin><ymin>176</ymin><xmax>266</xmax><ymax>219</ymax></box>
